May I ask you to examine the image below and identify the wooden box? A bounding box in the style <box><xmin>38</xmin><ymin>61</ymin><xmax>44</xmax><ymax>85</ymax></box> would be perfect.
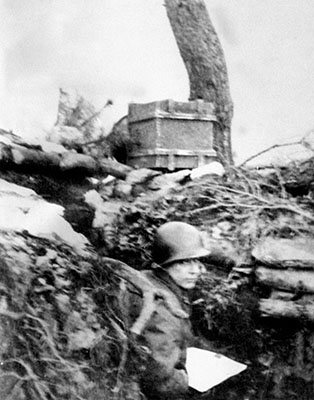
<box><xmin>127</xmin><ymin>99</ymin><xmax>217</xmax><ymax>170</ymax></box>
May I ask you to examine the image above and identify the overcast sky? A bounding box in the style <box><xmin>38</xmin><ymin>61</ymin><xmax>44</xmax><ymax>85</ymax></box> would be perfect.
<box><xmin>1</xmin><ymin>0</ymin><xmax>314</xmax><ymax>163</ymax></box>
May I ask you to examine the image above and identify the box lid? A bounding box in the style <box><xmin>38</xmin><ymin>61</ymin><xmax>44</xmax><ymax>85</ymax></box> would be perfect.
<box><xmin>128</xmin><ymin>99</ymin><xmax>217</xmax><ymax>123</ymax></box>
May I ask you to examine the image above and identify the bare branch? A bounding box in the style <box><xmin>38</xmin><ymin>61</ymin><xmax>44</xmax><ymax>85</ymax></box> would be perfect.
<box><xmin>239</xmin><ymin>141</ymin><xmax>302</xmax><ymax>167</ymax></box>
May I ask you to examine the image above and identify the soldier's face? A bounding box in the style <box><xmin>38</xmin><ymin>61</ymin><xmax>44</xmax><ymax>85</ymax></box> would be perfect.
<box><xmin>167</xmin><ymin>260</ymin><xmax>206</xmax><ymax>289</ymax></box>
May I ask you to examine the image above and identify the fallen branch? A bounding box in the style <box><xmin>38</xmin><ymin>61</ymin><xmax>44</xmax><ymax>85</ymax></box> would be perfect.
<box><xmin>239</xmin><ymin>140</ymin><xmax>302</xmax><ymax>167</ymax></box>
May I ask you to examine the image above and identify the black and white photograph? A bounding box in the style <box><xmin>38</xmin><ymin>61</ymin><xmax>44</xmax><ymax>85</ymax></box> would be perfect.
<box><xmin>1</xmin><ymin>1</ymin><xmax>314</xmax><ymax>399</ymax></box>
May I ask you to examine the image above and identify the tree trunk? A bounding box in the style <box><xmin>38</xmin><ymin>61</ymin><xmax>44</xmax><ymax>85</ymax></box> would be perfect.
<box><xmin>164</xmin><ymin>0</ymin><xmax>234</xmax><ymax>165</ymax></box>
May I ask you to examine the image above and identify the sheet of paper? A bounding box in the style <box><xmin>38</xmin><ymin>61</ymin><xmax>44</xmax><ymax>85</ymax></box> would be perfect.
<box><xmin>186</xmin><ymin>347</ymin><xmax>247</xmax><ymax>392</ymax></box>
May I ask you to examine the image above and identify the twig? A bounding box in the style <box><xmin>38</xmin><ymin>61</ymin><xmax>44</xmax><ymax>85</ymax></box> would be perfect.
<box><xmin>25</xmin><ymin>312</ymin><xmax>63</xmax><ymax>363</ymax></box>
<box><xmin>0</xmin><ymin>371</ymin><xmax>30</xmax><ymax>381</ymax></box>
<box><xmin>189</xmin><ymin>204</ymin><xmax>225</xmax><ymax>215</ymax></box>
<box><xmin>252</xmin><ymin>203</ymin><xmax>314</xmax><ymax>223</ymax></box>
<box><xmin>0</xmin><ymin>309</ymin><xmax>24</xmax><ymax>320</ymax></box>
<box><xmin>273</xmin><ymin>164</ymin><xmax>288</xmax><ymax>199</ymax></box>
<box><xmin>5</xmin><ymin>378</ymin><xmax>24</xmax><ymax>400</ymax></box>
<box><xmin>232</xmin><ymin>166</ymin><xmax>260</xmax><ymax>194</ymax></box>
<box><xmin>191</xmin><ymin>192</ymin><xmax>314</xmax><ymax>222</ymax></box>
<box><xmin>195</xmin><ymin>180</ymin><xmax>314</xmax><ymax>220</ymax></box>
<box><xmin>278</xmin><ymin>204</ymin><xmax>314</xmax><ymax>222</ymax></box>
<box><xmin>3</xmin><ymin>359</ymin><xmax>53</xmax><ymax>400</ymax></box>
<box><xmin>39</xmin><ymin>357</ymin><xmax>88</xmax><ymax>373</ymax></box>
<box><xmin>78</xmin><ymin>99</ymin><xmax>113</xmax><ymax>129</ymax></box>
<box><xmin>25</xmin><ymin>306</ymin><xmax>86</xmax><ymax>374</ymax></box>
<box><xmin>110</xmin><ymin>319</ymin><xmax>129</xmax><ymax>399</ymax></box>
<box><xmin>239</xmin><ymin>141</ymin><xmax>302</xmax><ymax>167</ymax></box>
<box><xmin>204</xmin><ymin>183</ymin><xmax>272</xmax><ymax>204</ymax></box>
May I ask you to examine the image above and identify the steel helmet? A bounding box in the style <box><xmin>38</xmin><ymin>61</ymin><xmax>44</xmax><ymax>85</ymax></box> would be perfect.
<box><xmin>152</xmin><ymin>221</ymin><xmax>210</xmax><ymax>266</ymax></box>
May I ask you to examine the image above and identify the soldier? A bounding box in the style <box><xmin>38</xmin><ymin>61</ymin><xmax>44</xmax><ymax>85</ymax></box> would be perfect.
<box><xmin>122</xmin><ymin>221</ymin><xmax>210</xmax><ymax>400</ymax></box>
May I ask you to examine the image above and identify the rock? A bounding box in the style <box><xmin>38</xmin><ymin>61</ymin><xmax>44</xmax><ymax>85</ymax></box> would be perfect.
<box><xmin>55</xmin><ymin>293</ymin><xmax>71</xmax><ymax>314</ymax></box>
<box><xmin>113</xmin><ymin>180</ymin><xmax>133</xmax><ymax>199</ymax></box>
<box><xmin>211</xmin><ymin>221</ymin><xmax>233</xmax><ymax>239</ymax></box>
<box><xmin>149</xmin><ymin>170</ymin><xmax>190</xmax><ymax>190</ymax></box>
<box><xmin>134</xmin><ymin>170</ymin><xmax>191</xmax><ymax>202</ymax></box>
<box><xmin>68</xmin><ymin>328</ymin><xmax>97</xmax><ymax>351</ymax></box>
<box><xmin>35</xmin><ymin>249</ymin><xmax>58</xmax><ymax>268</ymax></box>
<box><xmin>217</xmin><ymin>221</ymin><xmax>232</xmax><ymax>233</ymax></box>
<box><xmin>102</xmin><ymin>175</ymin><xmax>116</xmax><ymax>185</ymax></box>
<box><xmin>84</xmin><ymin>190</ymin><xmax>123</xmax><ymax>226</ymax></box>
<box><xmin>190</xmin><ymin>161</ymin><xmax>225</xmax><ymax>180</ymax></box>
<box><xmin>125</xmin><ymin>168</ymin><xmax>160</xmax><ymax>186</ymax></box>
<box><xmin>141</xmin><ymin>170</ymin><xmax>191</xmax><ymax>200</ymax></box>
<box><xmin>121</xmin><ymin>168</ymin><xmax>161</xmax><ymax>197</ymax></box>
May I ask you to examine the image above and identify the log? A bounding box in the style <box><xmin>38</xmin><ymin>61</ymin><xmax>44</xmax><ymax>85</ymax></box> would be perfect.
<box><xmin>60</xmin><ymin>152</ymin><xmax>97</xmax><ymax>171</ymax></box>
<box><xmin>4</xmin><ymin>143</ymin><xmax>61</xmax><ymax>168</ymax></box>
<box><xmin>260</xmin><ymin>298</ymin><xmax>314</xmax><ymax>321</ymax></box>
<box><xmin>256</xmin><ymin>267</ymin><xmax>314</xmax><ymax>293</ymax></box>
<box><xmin>101</xmin><ymin>257</ymin><xmax>188</xmax><ymax>336</ymax></box>
<box><xmin>98</xmin><ymin>159</ymin><xmax>132</xmax><ymax>180</ymax></box>
<box><xmin>270</xmin><ymin>290</ymin><xmax>295</xmax><ymax>301</ymax></box>
<box><xmin>0</xmin><ymin>140</ymin><xmax>133</xmax><ymax>179</ymax></box>
<box><xmin>252</xmin><ymin>237</ymin><xmax>314</xmax><ymax>269</ymax></box>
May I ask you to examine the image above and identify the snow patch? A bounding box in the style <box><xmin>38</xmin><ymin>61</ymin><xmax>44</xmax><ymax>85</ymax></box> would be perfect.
<box><xmin>0</xmin><ymin>179</ymin><xmax>89</xmax><ymax>253</ymax></box>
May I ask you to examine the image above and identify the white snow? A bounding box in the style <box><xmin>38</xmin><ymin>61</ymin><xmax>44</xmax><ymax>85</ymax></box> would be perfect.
<box><xmin>39</xmin><ymin>140</ymin><xmax>68</xmax><ymax>153</ymax></box>
<box><xmin>0</xmin><ymin>179</ymin><xmax>89</xmax><ymax>253</ymax></box>
<box><xmin>190</xmin><ymin>162</ymin><xmax>225</xmax><ymax>180</ymax></box>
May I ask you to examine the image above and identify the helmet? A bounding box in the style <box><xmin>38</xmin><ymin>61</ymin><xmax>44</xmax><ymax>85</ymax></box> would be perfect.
<box><xmin>152</xmin><ymin>221</ymin><xmax>210</xmax><ymax>266</ymax></box>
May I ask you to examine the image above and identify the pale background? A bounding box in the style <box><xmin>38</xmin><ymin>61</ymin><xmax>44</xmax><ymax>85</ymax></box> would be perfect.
<box><xmin>1</xmin><ymin>0</ymin><xmax>314</xmax><ymax>163</ymax></box>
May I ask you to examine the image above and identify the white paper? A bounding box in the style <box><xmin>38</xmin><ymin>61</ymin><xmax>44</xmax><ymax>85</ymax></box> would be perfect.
<box><xmin>186</xmin><ymin>347</ymin><xmax>247</xmax><ymax>392</ymax></box>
